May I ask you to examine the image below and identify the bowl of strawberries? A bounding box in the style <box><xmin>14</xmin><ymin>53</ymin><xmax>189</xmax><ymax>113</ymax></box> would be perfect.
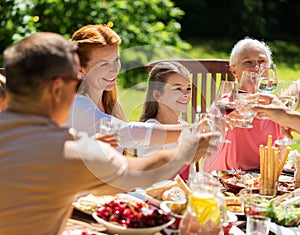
<box><xmin>92</xmin><ymin>199</ymin><xmax>175</xmax><ymax>235</ymax></box>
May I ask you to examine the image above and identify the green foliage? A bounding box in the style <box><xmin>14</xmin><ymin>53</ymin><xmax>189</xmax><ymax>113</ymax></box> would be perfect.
<box><xmin>0</xmin><ymin>0</ymin><xmax>189</xmax><ymax>67</ymax></box>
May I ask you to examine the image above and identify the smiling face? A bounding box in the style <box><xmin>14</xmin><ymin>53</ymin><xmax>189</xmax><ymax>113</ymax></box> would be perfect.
<box><xmin>154</xmin><ymin>73</ymin><xmax>191</xmax><ymax>115</ymax></box>
<box><xmin>230</xmin><ymin>40</ymin><xmax>271</xmax><ymax>82</ymax></box>
<box><xmin>81</xmin><ymin>45</ymin><xmax>121</xmax><ymax>92</ymax></box>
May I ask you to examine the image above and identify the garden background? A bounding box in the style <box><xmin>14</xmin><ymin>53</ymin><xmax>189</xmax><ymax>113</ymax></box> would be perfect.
<box><xmin>1</xmin><ymin>0</ymin><xmax>300</xmax><ymax>149</ymax></box>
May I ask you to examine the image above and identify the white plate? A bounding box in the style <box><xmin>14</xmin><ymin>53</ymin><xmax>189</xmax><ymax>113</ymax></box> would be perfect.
<box><xmin>62</xmin><ymin>230</ymin><xmax>107</xmax><ymax>235</ymax></box>
<box><xmin>73</xmin><ymin>193</ymin><xmax>147</xmax><ymax>215</ymax></box>
<box><xmin>72</xmin><ymin>195</ymin><xmax>115</xmax><ymax>215</ymax></box>
<box><xmin>92</xmin><ymin>212</ymin><xmax>175</xmax><ymax>235</ymax></box>
<box><xmin>269</xmin><ymin>222</ymin><xmax>300</xmax><ymax>235</ymax></box>
<box><xmin>278</xmin><ymin>175</ymin><xmax>294</xmax><ymax>183</ymax></box>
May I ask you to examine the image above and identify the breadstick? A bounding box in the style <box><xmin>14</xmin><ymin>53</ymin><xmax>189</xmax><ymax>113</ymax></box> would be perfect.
<box><xmin>264</xmin><ymin>146</ymin><xmax>270</xmax><ymax>194</ymax></box>
<box><xmin>267</xmin><ymin>135</ymin><xmax>273</xmax><ymax>150</ymax></box>
<box><xmin>269</xmin><ymin>147</ymin><xmax>274</xmax><ymax>191</ymax></box>
<box><xmin>273</xmin><ymin>147</ymin><xmax>280</xmax><ymax>188</ymax></box>
<box><xmin>277</xmin><ymin>146</ymin><xmax>291</xmax><ymax>180</ymax></box>
<box><xmin>259</xmin><ymin>145</ymin><xmax>265</xmax><ymax>194</ymax></box>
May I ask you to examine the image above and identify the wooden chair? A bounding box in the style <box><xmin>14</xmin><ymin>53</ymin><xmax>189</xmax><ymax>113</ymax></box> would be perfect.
<box><xmin>0</xmin><ymin>68</ymin><xmax>5</xmax><ymax>76</ymax></box>
<box><xmin>147</xmin><ymin>59</ymin><xmax>235</xmax><ymax>122</ymax></box>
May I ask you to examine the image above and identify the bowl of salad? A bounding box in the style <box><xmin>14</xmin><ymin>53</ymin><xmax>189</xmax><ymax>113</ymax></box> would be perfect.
<box><xmin>243</xmin><ymin>191</ymin><xmax>300</xmax><ymax>227</ymax></box>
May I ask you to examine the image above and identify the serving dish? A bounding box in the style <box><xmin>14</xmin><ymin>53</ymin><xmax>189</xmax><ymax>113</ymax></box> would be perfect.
<box><xmin>62</xmin><ymin>230</ymin><xmax>108</xmax><ymax>235</ymax></box>
<box><xmin>92</xmin><ymin>212</ymin><xmax>175</xmax><ymax>235</ymax></box>
<box><xmin>73</xmin><ymin>193</ymin><xmax>146</xmax><ymax>215</ymax></box>
<box><xmin>220</xmin><ymin>172</ymin><xmax>290</xmax><ymax>194</ymax></box>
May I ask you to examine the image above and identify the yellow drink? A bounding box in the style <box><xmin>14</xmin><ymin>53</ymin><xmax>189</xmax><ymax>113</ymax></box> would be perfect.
<box><xmin>189</xmin><ymin>192</ymin><xmax>221</xmax><ymax>225</ymax></box>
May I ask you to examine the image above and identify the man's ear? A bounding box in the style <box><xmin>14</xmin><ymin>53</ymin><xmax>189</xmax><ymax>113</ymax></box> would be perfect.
<box><xmin>49</xmin><ymin>79</ymin><xmax>64</xmax><ymax>102</ymax></box>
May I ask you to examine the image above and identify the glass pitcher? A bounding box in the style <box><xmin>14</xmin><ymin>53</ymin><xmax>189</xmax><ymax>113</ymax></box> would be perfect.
<box><xmin>179</xmin><ymin>173</ymin><xmax>226</xmax><ymax>235</ymax></box>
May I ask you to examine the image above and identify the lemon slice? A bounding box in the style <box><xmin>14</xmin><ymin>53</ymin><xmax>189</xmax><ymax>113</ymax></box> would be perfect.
<box><xmin>189</xmin><ymin>192</ymin><xmax>221</xmax><ymax>225</ymax></box>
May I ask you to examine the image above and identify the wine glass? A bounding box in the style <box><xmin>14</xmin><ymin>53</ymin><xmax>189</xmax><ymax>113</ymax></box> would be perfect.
<box><xmin>190</xmin><ymin>113</ymin><xmax>215</xmax><ymax>178</ymax></box>
<box><xmin>197</xmin><ymin>113</ymin><xmax>231</xmax><ymax>144</ymax></box>
<box><xmin>239</xmin><ymin>71</ymin><xmax>259</xmax><ymax>93</ymax></box>
<box><xmin>235</xmin><ymin>92</ymin><xmax>259</xmax><ymax>128</ymax></box>
<box><xmin>257</xmin><ymin>63</ymin><xmax>278</xmax><ymax>119</ymax></box>
<box><xmin>257</xmin><ymin>63</ymin><xmax>278</xmax><ymax>94</ymax></box>
<box><xmin>274</xmin><ymin>80</ymin><xmax>299</xmax><ymax>145</ymax></box>
<box><xmin>214</xmin><ymin>80</ymin><xmax>239</xmax><ymax>116</ymax></box>
<box><xmin>234</xmin><ymin>71</ymin><xmax>260</xmax><ymax>128</ymax></box>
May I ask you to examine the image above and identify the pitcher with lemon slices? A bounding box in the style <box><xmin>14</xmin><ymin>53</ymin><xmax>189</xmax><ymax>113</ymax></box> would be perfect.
<box><xmin>179</xmin><ymin>173</ymin><xmax>226</xmax><ymax>235</ymax></box>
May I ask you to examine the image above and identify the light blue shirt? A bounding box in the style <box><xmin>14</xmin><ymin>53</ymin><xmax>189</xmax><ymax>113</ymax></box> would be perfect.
<box><xmin>65</xmin><ymin>94</ymin><xmax>154</xmax><ymax>149</ymax></box>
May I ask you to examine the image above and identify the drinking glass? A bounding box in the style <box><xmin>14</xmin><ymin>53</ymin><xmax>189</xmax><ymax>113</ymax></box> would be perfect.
<box><xmin>235</xmin><ymin>93</ymin><xmax>259</xmax><ymax>128</ymax></box>
<box><xmin>246</xmin><ymin>215</ymin><xmax>271</xmax><ymax>235</ymax></box>
<box><xmin>190</xmin><ymin>113</ymin><xmax>216</xmax><ymax>177</ymax></box>
<box><xmin>233</xmin><ymin>71</ymin><xmax>259</xmax><ymax>128</ymax></box>
<box><xmin>180</xmin><ymin>173</ymin><xmax>225</xmax><ymax>235</ymax></box>
<box><xmin>196</xmin><ymin>113</ymin><xmax>230</xmax><ymax>144</ymax></box>
<box><xmin>274</xmin><ymin>80</ymin><xmax>299</xmax><ymax>145</ymax></box>
<box><xmin>257</xmin><ymin>64</ymin><xmax>278</xmax><ymax>120</ymax></box>
<box><xmin>239</xmin><ymin>71</ymin><xmax>259</xmax><ymax>93</ymax></box>
<box><xmin>257</xmin><ymin>63</ymin><xmax>278</xmax><ymax>94</ymax></box>
<box><xmin>214</xmin><ymin>81</ymin><xmax>239</xmax><ymax>117</ymax></box>
<box><xmin>99</xmin><ymin>118</ymin><xmax>120</xmax><ymax>142</ymax></box>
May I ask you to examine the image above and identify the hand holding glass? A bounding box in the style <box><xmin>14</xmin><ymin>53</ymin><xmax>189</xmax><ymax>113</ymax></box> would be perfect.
<box><xmin>98</xmin><ymin>118</ymin><xmax>120</xmax><ymax>145</ymax></box>
<box><xmin>274</xmin><ymin>80</ymin><xmax>299</xmax><ymax>145</ymax></box>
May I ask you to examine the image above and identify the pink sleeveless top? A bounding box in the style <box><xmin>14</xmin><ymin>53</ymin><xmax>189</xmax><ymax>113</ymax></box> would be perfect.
<box><xmin>203</xmin><ymin>118</ymin><xmax>281</xmax><ymax>173</ymax></box>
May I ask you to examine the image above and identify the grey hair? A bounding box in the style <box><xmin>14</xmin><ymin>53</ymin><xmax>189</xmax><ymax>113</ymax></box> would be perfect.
<box><xmin>229</xmin><ymin>37</ymin><xmax>272</xmax><ymax>67</ymax></box>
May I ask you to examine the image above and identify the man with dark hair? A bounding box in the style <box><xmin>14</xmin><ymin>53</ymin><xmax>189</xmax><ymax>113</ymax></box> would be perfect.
<box><xmin>0</xmin><ymin>32</ymin><xmax>211</xmax><ymax>234</ymax></box>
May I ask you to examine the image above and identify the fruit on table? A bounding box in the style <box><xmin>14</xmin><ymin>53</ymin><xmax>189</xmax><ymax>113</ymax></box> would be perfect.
<box><xmin>96</xmin><ymin>199</ymin><xmax>170</xmax><ymax>228</ymax></box>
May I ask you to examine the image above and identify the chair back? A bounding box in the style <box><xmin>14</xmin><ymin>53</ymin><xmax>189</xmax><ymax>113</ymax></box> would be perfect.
<box><xmin>147</xmin><ymin>59</ymin><xmax>235</xmax><ymax>122</ymax></box>
<box><xmin>0</xmin><ymin>68</ymin><xmax>5</xmax><ymax>76</ymax></box>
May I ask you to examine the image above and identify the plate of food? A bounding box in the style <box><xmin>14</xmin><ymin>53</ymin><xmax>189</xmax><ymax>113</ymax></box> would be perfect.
<box><xmin>223</xmin><ymin>191</ymin><xmax>243</xmax><ymax>216</ymax></box>
<box><xmin>92</xmin><ymin>199</ymin><xmax>175</xmax><ymax>235</ymax></box>
<box><xmin>245</xmin><ymin>190</ymin><xmax>300</xmax><ymax>229</ymax></box>
<box><xmin>283</xmin><ymin>149</ymin><xmax>298</xmax><ymax>174</ymax></box>
<box><xmin>62</xmin><ymin>230</ymin><xmax>107</xmax><ymax>235</ymax></box>
<box><xmin>220</xmin><ymin>172</ymin><xmax>260</xmax><ymax>194</ymax></box>
<box><xmin>73</xmin><ymin>193</ymin><xmax>146</xmax><ymax>215</ymax></box>
<box><xmin>220</xmin><ymin>172</ymin><xmax>290</xmax><ymax>194</ymax></box>
<box><xmin>73</xmin><ymin>194</ymin><xmax>116</xmax><ymax>215</ymax></box>
<box><xmin>278</xmin><ymin>175</ymin><xmax>294</xmax><ymax>183</ymax></box>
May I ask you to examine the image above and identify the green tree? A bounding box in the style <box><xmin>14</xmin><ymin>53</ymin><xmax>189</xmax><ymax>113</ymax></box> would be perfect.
<box><xmin>0</xmin><ymin>0</ymin><xmax>189</xmax><ymax>66</ymax></box>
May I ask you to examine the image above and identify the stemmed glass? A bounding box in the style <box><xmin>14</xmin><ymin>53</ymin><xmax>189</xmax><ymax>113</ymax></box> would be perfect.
<box><xmin>257</xmin><ymin>63</ymin><xmax>278</xmax><ymax>94</ymax></box>
<box><xmin>257</xmin><ymin>64</ymin><xmax>278</xmax><ymax>120</ymax></box>
<box><xmin>196</xmin><ymin>113</ymin><xmax>230</xmax><ymax>144</ymax></box>
<box><xmin>214</xmin><ymin>80</ymin><xmax>239</xmax><ymax>117</ymax></box>
<box><xmin>189</xmin><ymin>113</ymin><xmax>214</xmax><ymax>182</ymax></box>
<box><xmin>274</xmin><ymin>80</ymin><xmax>299</xmax><ymax>145</ymax></box>
<box><xmin>235</xmin><ymin>71</ymin><xmax>260</xmax><ymax>128</ymax></box>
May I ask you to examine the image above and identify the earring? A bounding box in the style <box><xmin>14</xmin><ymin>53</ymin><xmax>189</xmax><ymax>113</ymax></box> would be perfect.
<box><xmin>79</xmin><ymin>73</ymin><xmax>86</xmax><ymax>79</ymax></box>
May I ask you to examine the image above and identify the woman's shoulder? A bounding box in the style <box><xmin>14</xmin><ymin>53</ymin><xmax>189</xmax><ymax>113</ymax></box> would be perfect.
<box><xmin>144</xmin><ymin>118</ymin><xmax>161</xmax><ymax>124</ymax></box>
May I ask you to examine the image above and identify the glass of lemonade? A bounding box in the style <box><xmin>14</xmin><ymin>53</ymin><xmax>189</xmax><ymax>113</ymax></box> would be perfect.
<box><xmin>179</xmin><ymin>173</ymin><xmax>225</xmax><ymax>235</ymax></box>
